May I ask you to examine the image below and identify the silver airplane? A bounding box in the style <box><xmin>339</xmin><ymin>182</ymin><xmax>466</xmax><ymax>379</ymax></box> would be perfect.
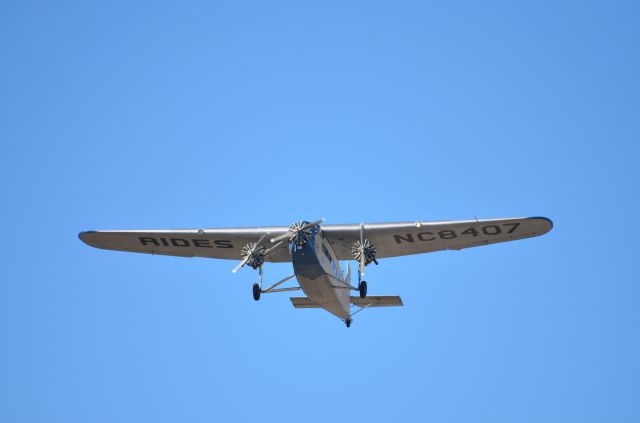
<box><xmin>79</xmin><ymin>217</ymin><xmax>553</xmax><ymax>327</ymax></box>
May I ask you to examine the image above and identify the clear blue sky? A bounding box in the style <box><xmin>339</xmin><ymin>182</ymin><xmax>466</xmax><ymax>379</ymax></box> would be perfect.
<box><xmin>1</xmin><ymin>1</ymin><xmax>639</xmax><ymax>422</ymax></box>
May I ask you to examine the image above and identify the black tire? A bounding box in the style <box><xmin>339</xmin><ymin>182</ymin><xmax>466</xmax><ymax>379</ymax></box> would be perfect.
<box><xmin>345</xmin><ymin>319</ymin><xmax>352</xmax><ymax>328</ymax></box>
<box><xmin>252</xmin><ymin>283</ymin><xmax>261</xmax><ymax>301</ymax></box>
<box><xmin>359</xmin><ymin>280</ymin><xmax>367</xmax><ymax>298</ymax></box>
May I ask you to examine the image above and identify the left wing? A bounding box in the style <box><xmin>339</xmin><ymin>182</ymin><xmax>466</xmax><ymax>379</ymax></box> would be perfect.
<box><xmin>323</xmin><ymin>217</ymin><xmax>553</xmax><ymax>261</ymax></box>
<box><xmin>79</xmin><ymin>226</ymin><xmax>291</xmax><ymax>262</ymax></box>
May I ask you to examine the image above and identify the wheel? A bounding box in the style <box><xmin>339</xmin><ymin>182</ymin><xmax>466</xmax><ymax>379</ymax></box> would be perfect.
<box><xmin>359</xmin><ymin>280</ymin><xmax>367</xmax><ymax>298</ymax></box>
<box><xmin>252</xmin><ymin>283</ymin><xmax>261</xmax><ymax>301</ymax></box>
<box><xmin>345</xmin><ymin>319</ymin><xmax>352</xmax><ymax>328</ymax></box>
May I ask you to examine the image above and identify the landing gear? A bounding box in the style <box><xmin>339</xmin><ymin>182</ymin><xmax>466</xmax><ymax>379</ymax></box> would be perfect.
<box><xmin>252</xmin><ymin>283</ymin><xmax>261</xmax><ymax>301</ymax></box>
<box><xmin>251</xmin><ymin>270</ymin><xmax>299</xmax><ymax>302</ymax></box>
<box><xmin>345</xmin><ymin>318</ymin><xmax>352</xmax><ymax>328</ymax></box>
<box><xmin>358</xmin><ymin>281</ymin><xmax>367</xmax><ymax>298</ymax></box>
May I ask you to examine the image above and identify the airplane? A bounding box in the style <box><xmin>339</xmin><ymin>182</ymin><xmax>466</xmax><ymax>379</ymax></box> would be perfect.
<box><xmin>79</xmin><ymin>216</ymin><xmax>553</xmax><ymax>327</ymax></box>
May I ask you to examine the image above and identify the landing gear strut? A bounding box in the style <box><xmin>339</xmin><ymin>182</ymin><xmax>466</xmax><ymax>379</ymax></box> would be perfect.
<box><xmin>251</xmin><ymin>265</ymin><xmax>299</xmax><ymax>301</ymax></box>
<box><xmin>358</xmin><ymin>281</ymin><xmax>367</xmax><ymax>298</ymax></box>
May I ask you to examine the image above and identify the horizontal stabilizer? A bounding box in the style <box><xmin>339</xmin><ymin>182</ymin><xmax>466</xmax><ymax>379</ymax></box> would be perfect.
<box><xmin>290</xmin><ymin>297</ymin><xmax>321</xmax><ymax>308</ymax></box>
<box><xmin>291</xmin><ymin>296</ymin><xmax>404</xmax><ymax>309</ymax></box>
<box><xmin>351</xmin><ymin>296</ymin><xmax>403</xmax><ymax>307</ymax></box>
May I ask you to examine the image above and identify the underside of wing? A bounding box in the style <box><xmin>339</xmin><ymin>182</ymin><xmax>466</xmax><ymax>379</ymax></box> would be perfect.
<box><xmin>322</xmin><ymin>217</ymin><xmax>553</xmax><ymax>261</ymax></box>
<box><xmin>79</xmin><ymin>226</ymin><xmax>292</xmax><ymax>262</ymax></box>
<box><xmin>80</xmin><ymin>217</ymin><xmax>552</xmax><ymax>263</ymax></box>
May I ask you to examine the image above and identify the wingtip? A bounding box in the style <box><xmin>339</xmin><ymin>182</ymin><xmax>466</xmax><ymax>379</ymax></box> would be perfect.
<box><xmin>528</xmin><ymin>216</ymin><xmax>554</xmax><ymax>233</ymax></box>
<box><xmin>78</xmin><ymin>230</ymin><xmax>96</xmax><ymax>241</ymax></box>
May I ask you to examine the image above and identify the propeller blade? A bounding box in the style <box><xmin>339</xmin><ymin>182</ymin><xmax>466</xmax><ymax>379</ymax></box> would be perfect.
<box><xmin>359</xmin><ymin>223</ymin><xmax>366</xmax><ymax>277</ymax></box>
<box><xmin>270</xmin><ymin>231</ymin><xmax>290</xmax><ymax>244</ymax></box>
<box><xmin>263</xmin><ymin>240</ymin><xmax>284</xmax><ymax>256</ymax></box>
<box><xmin>304</xmin><ymin>218</ymin><xmax>325</xmax><ymax>230</ymax></box>
<box><xmin>254</xmin><ymin>232</ymin><xmax>269</xmax><ymax>246</ymax></box>
<box><xmin>232</xmin><ymin>255</ymin><xmax>250</xmax><ymax>273</ymax></box>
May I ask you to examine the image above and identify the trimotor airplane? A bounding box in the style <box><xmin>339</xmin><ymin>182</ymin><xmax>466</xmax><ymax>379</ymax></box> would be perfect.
<box><xmin>79</xmin><ymin>216</ymin><xmax>552</xmax><ymax>327</ymax></box>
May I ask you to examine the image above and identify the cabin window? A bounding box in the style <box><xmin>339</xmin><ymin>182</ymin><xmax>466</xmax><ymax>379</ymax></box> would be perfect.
<box><xmin>322</xmin><ymin>244</ymin><xmax>332</xmax><ymax>262</ymax></box>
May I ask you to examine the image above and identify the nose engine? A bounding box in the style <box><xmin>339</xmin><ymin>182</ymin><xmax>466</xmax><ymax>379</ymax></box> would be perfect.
<box><xmin>269</xmin><ymin>219</ymin><xmax>324</xmax><ymax>248</ymax></box>
<box><xmin>287</xmin><ymin>221</ymin><xmax>314</xmax><ymax>247</ymax></box>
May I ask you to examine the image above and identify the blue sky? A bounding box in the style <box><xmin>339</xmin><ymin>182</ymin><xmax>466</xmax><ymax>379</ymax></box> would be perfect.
<box><xmin>1</xmin><ymin>1</ymin><xmax>639</xmax><ymax>422</ymax></box>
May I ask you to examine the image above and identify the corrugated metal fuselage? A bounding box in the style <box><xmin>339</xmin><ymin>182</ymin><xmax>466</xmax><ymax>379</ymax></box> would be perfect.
<box><xmin>291</xmin><ymin>229</ymin><xmax>351</xmax><ymax>319</ymax></box>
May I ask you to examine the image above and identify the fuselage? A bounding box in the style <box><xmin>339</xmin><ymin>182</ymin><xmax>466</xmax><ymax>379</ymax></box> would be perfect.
<box><xmin>291</xmin><ymin>227</ymin><xmax>351</xmax><ymax>319</ymax></box>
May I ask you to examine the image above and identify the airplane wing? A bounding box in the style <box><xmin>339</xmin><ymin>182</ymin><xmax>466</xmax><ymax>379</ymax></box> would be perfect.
<box><xmin>79</xmin><ymin>217</ymin><xmax>552</xmax><ymax>262</ymax></box>
<box><xmin>322</xmin><ymin>217</ymin><xmax>553</xmax><ymax>261</ymax></box>
<box><xmin>78</xmin><ymin>226</ymin><xmax>292</xmax><ymax>262</ymax></box>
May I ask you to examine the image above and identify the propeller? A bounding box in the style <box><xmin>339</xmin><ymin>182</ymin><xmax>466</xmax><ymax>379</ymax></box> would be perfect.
<box><xmin>352</xmin><ymin>223</ymin><xmax>378</xmax><ymax>281</ymax></box>
<box><xmin>232</xmin><ymin>232</ymin><xmax>270</xmax><ymax>273</ymax></box>
<box><xmin>270</xmin><ymin>218</ymin><xmax>324</xmax><ymax>246</ymax></box>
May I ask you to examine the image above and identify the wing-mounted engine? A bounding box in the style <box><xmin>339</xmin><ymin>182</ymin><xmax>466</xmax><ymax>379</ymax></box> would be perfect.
<box><xmin>351</xmin><ymin>223</ymin><xmax>379</xmax><ymax>299</ymax></box>
<box><xmin>352</xmin><ymin>223</ymin><xmax>379</xmax><ymax>273</ymax></box>
<box><xmin>240</xmin><ymin>242</ymin><xmax>266</xmax><ymax>269</ymax></box>
<box><xmin>232</xmin><ymin>233</ymin><xmax>272</xmax><ymax>273</ymax></box>
<box><xmin>351</xmin><ymin>238</ymin><xmax>378</xmax><ymax>266</ymax></box>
